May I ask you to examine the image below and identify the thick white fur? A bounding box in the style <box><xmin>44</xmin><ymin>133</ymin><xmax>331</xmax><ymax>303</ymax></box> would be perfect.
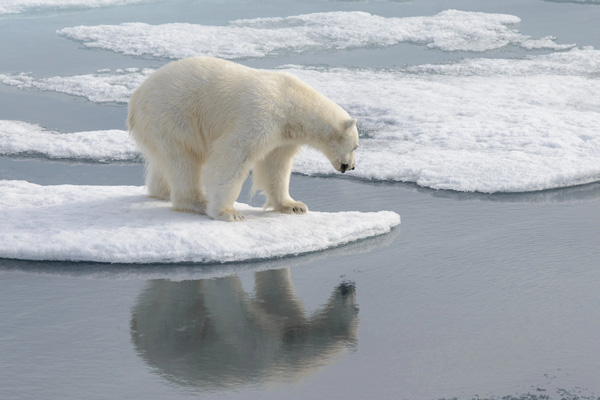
<box><xmin>128</xmin><ymin>57</ymin><xmax>359</xmax><ymax>222</ymax></box>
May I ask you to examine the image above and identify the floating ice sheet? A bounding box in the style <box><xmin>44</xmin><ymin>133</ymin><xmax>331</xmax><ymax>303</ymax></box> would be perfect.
<box><xmin>0</xmin><ymin>180</ymin><xmax>400</xmax><ymax>264</ymax></box>
<box><xmin>288</xmin><ymin>49</ymin><xmax>600</xmax><ymax>192</ymax></box>
<box><xmin>0</xmin><ymin>0</ymin><xmax>150</xmax><ymax>15</ymax></box>
<box><xmin>2</xmin><ymin>49</ymin><xmax>600</xmax><ymax>193</ymax></box>
<box><xmin>56</xmin><ymin>10</ymin><xmax>573</xmax><ymax>59</ymax></box>
<box><xmin>0</xmin><ymin>68</ymin><xmax>151</xmax><ymax>103</ymax></box>
<box><xmin>0</xmin><ymin>120</ymin><xmax>138</xmax><ymax>162</ymax></box>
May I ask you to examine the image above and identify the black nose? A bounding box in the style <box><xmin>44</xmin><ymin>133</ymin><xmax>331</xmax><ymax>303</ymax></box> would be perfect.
<box><xmin>338</xmin><ymin>282</ymin><xmax>355</xmax><ymax>297</ymax></box>
<box><xmin>341</xmin><ymin>163</ymin><xmax>349</xmax><ymax>173</ymax></box>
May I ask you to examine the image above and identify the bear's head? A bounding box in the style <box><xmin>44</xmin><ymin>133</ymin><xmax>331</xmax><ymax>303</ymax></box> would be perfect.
<box><xmin>326</xmin><ymin>118</ymin><xmax>359</xmax><ymax>174</ymax></box>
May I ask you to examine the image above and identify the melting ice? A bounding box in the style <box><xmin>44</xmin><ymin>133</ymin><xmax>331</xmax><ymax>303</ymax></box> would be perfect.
<box><xmin>0</xmin><ymin>68</ymin><xmax>151</xmax><ymax>104</ymax></box>
<box><xmin>3</xmin><ymin>48</ymin><xmax>600</xmax><ymax>193</ymax></box>
<box><xmin>0</xmin><ymin>180</ymin><xmax>400</xmax><ymax>264</ymax></box>
<box><xmin>56</xmin><ymin>10</ymin><xmax>573</xmax><ymax>60</ymax></box>
<box><xmin>0</xmin><ymin>0</ymin><xmax>150</xmax><ymax>15</ymax></box>
<box><xmin>0</xmin><ymin>120</ymin><xmax>137</xmax><ymax>162</ymax></box>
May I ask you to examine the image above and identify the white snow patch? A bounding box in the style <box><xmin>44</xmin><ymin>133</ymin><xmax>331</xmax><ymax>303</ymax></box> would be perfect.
<box><xmin>288</xmin><ymin>51</ymin><xmax>600</xmax><ymax>192</ymax></box>
<box><xmin>0</xmin><ymin>0</ymin><xmax>151</xmax><ymax>15</ymax></box>
<box><xmin>0</xmin><ymin>68</ymin><xmax>151</xmax><ymax>103</ymax></box>
<box><xmin>0</xmin><ymin>180</ymin><xmax>400</xmax><ymax>264</ymax></box>
<box><xmin>56</xmin><ymin>10</ymin><xmax>573</xmax><ymax>59</ymax></box>
<box><xmin>0</xmin><ymin>120</ymin><xmax>138</xmax><ymax>162</ymax></box>
<box><xmin>3</xmin><ymin>48</ymin><xmax>600</xmax><ymax>193</ymax></box>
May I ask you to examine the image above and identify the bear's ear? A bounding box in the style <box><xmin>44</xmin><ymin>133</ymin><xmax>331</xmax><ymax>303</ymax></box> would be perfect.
<box><xmin>344</xmin><ymin>118</ymin><xmax>357</xmax><ymax>130</ymax></box>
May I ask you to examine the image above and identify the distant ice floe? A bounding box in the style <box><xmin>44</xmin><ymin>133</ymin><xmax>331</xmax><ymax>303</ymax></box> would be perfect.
<box><xmin>0</xmin><ymin>68</ymin><xmax>151</xmax><ymax>103</ymax></box>
<box><xmin>0</xmin><ymin>180</ymin><xmax>400</xmax><ymax>263</ymax></box>
<box><xmin>56</xmin><ymin>10</ymin><xmax>573</xmax><ymax>59</ymax></box>
<box><xmin>0</xmin><ymin>0</ymin><xmax>150</xmax><ymax>15</ymax></box>
<box><xmin>2</xmin><ymin>48</ymin><xmax>600</xmax><ymax>193</ymax></box>
<box><xmin>290</xmin><ymin>48</ymin><xmax>600</xmax><ymax>192</ymax></box>
<box><xmin>0</xmin><ymin>120</ymin><xmax>138</xmax><ymax>162</ymax></box>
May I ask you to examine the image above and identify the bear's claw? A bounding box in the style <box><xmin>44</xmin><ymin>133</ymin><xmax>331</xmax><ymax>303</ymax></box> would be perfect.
<box><xmin>221</xmin><ymin>211</ymin><xmax>245</xmax><ymax>222</ymax></box>
<box><xmin>278</xmin><ymin>201</ymin><xmax>308</xmax><ymax>215</ymax></box>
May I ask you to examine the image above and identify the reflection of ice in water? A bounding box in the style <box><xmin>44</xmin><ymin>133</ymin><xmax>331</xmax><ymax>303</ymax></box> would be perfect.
<box><xmin>131</xmin><ymin>269</ymin><xmax>359</xmax><ymax>389</ymax></box>
<box><xmin>56</xmin><ymin>10</ymin><xmax>572</xmax><ymax>60</ymax></box>
<box><xmin>3</xmin><ymin>48</ymin><xmax>600</xmax><ymax>193</ymax></box>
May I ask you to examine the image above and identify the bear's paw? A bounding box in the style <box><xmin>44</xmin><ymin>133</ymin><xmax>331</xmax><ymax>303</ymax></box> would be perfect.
<box><xmin>216</xmin><ymin>209</ymin><xmax>246</xmax><ymax>222</ymax></box>
<box><xmin>171</xmin><ymin>200</ymin><xmax>207</xmax><ymax>215</ymax></box>
<box><xmin>277</xmin><ymin>200</ymin><xmax>308</xmax><ymax>215</ymax></box>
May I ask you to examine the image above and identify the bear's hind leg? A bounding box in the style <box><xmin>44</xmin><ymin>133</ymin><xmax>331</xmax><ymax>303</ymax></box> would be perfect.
<box><xmin>252</xmin><ymin>144</ymin><xmax>307</xmax><ymax>215</ymax></box>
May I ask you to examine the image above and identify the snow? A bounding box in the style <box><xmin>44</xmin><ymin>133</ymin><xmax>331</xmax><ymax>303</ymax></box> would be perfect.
<box><xmin>288</xmin><ymin>49</ymin><xmax>600</xmax><ymax>192</ymax></box>
<box><xmin>0</xmin><ymin>0</ymin><xmax>150</xmax><ymax>15</ymax></box>
<box><xmin>0</xmin><ymin>68</ymin><xmax>150</xmax><ymax>104</ymax></box>
<box><xmin>56</xmin><ymin>10</ymin><xmax>573</xmax><ymax>60</ymax></box>
<box><xmin>0</xmin><ymin>120</ymin><xmax>138</xmax><ymax>162</ymax></box>
<box><xmin>2</xmin><ymin>47</ymin><xmax>599</xmax><ymax>193</ymax></box>
<box><xmin>0</xmin><ymin>180</ymin><xmax>401</xmax><ymax>264</ymax></box>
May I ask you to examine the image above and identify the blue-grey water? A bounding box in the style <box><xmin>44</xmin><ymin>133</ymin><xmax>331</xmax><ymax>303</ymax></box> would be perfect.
<box><xmin>1</xmin><ymin>0</ymin><xmax>600</xmax><ymax>399</ymax></box>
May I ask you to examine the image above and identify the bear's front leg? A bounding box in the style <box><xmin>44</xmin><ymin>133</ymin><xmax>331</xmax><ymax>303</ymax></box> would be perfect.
<box><xmin>205</xmin><ymin>178</ymin><xmax>246</xmax><ymax>222</ymax></box>
<box><xmin>209</xmin><ymin>204</ymin><xmax>245</xmax><ymax>222</ymax></box>
<box><xmin>277</xmin><ymin>200</ymin><xmax>308</xmax><ymax>214</ymax></box>
<box><xmin>203</xmin><ymin>140</ymin><xmax>252</xmax><ymax>222</ymax></box>
<box><xmin>252</xmin><ymin>144</ymin><xmax>308</xmax><ymax>215</ymax></box>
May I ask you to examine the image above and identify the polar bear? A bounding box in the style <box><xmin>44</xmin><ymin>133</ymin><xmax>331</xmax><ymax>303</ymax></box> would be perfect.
<box><xmin>127</xmin><ymin>57</ymin><xmax>358</xmax><ymax>222</ymax></box>
<box><xmin>131</xmin><ymin>269</ymin><xmax>359</xmax><ymax>389</ymax></box>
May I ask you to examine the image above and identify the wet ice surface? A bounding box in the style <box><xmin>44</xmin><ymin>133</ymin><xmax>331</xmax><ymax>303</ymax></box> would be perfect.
<box><xmin>3</xmin><ymin>48</ymin><xmax>600</xmax><ymax>193</ymax></box>
<box><xmin>2</xmin><ymin>171</ymin><xmax>600</xmax><ymax>400</ymax></box>
<box><xmin>56</xmin><ymin>10</ymin><xmax>573</xmax><ymax>59</ymax></box>
<box><xmin>1</xmin><ymin>0</ymin><xmax>600</xmax><ymax>399</ymax></box>
<box><xmin>0</xmin><ymin>120</ymin><xmax>139</xmax><ymax>162</ymax></box>
<box><xmin>0</xmin><ymin>0</ymin><xmax>152</xmax><ymax>15</ymax></box>
<box><xmin>0</xmin><ymin>180</ymin><xmax>399</xmax><ymax>263</ymax></box>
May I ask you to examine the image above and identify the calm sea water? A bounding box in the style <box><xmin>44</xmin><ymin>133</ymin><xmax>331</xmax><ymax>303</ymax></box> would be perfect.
<box><xmin>1</xmin><ymin>0</ymin><xmax>600</xmax><ymax>399</ymax></box>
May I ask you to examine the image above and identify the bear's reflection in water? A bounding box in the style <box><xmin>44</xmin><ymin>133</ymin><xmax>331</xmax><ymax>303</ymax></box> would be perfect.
<box><xmin>131</xmin><ymin>268</ymin><xmax>359</xmax><ymax>390</ymax></box>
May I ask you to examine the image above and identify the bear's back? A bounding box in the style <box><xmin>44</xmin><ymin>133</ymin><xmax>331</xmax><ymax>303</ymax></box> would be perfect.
<box><xmin>129</xmin><ymin>58</ymin><xmax>282</xmax><ymax>141</ymax></box>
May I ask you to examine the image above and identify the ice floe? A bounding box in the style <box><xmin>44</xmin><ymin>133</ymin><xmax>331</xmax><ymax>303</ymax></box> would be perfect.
<box><xmin>2</xmin><ymin>48</ymin><xmax>600</xmax><ymax>193</ymax></box>
<box><xmin>0</xmin><ymin>180</ymin><xmax>400</xmax><ymax>264</ymax></box>
<box><xmin>289</xmin><ymin>49</ymin><xmax>600</xmax><ymax>192</ymax></box>
<box><xmin>0</xmin><ymin>68</ymin><xmax>151</xmax><ymax>103</ymax></box>
<box><xmin>56</xmin><ymin>10</ymin><xmax>573</xmax><ymax>60</ymax></box>
<box><xmin>0</xmin><ymin>120</ymin><xmax>138</xmax><ymax>162</ymax></box>
<box><xmin>0</xmin><ymin>0</ymin><xmax>150</xmax><ymax>15</ymax></box>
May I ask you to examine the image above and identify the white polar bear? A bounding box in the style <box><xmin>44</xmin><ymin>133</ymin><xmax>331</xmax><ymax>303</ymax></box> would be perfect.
<box><xmin>128</xmin><ymin>57</ymin><xmax>358</xmax><ymax>222</ymax></box>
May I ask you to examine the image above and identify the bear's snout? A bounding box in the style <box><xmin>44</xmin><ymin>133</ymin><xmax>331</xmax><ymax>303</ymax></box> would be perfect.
<box><xmin>340</xmin><ymin>163</ymin><xmax>355</xmax><ymax>173</ymax></box>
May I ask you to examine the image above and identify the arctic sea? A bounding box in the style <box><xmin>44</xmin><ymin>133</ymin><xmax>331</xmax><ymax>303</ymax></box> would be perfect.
<box><xmin>1</xmin><ymin>0</ymin><xmax>600</xmax><ymax>399</ymax></box>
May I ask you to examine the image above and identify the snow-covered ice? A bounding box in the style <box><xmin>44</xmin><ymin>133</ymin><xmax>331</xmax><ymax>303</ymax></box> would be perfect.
<box><xmin>0</xmin><ymin>180</ymin><xmax>400</xmax><ymax>264</ymax></box>
<box><xmin>289</xmin><ymin>49</ymin><xmax>600</xmax><ymax>192</ymax></box>
<box><xmin>2</xmin><ymin>47</ymin><xmax>600</xmax><ymax>193</ymax></box>
<box><xmin>0</xmin><ymin>120</ymin><xmax>138</xmax><ymax>162</ymax></box>
<box><xmin>0</xmin><ymin>68</ymin><xmax>151</xmax><ymax>104</ymax></box>
<box><xmin>0</xmin><ymin>0</ymin><xmax>150</xmax><ymax>15</ymax></box>
<box><xmin>56</xmin><ymin>10</ymin><xmax>573</xmax><ymax>60</ymax></box>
